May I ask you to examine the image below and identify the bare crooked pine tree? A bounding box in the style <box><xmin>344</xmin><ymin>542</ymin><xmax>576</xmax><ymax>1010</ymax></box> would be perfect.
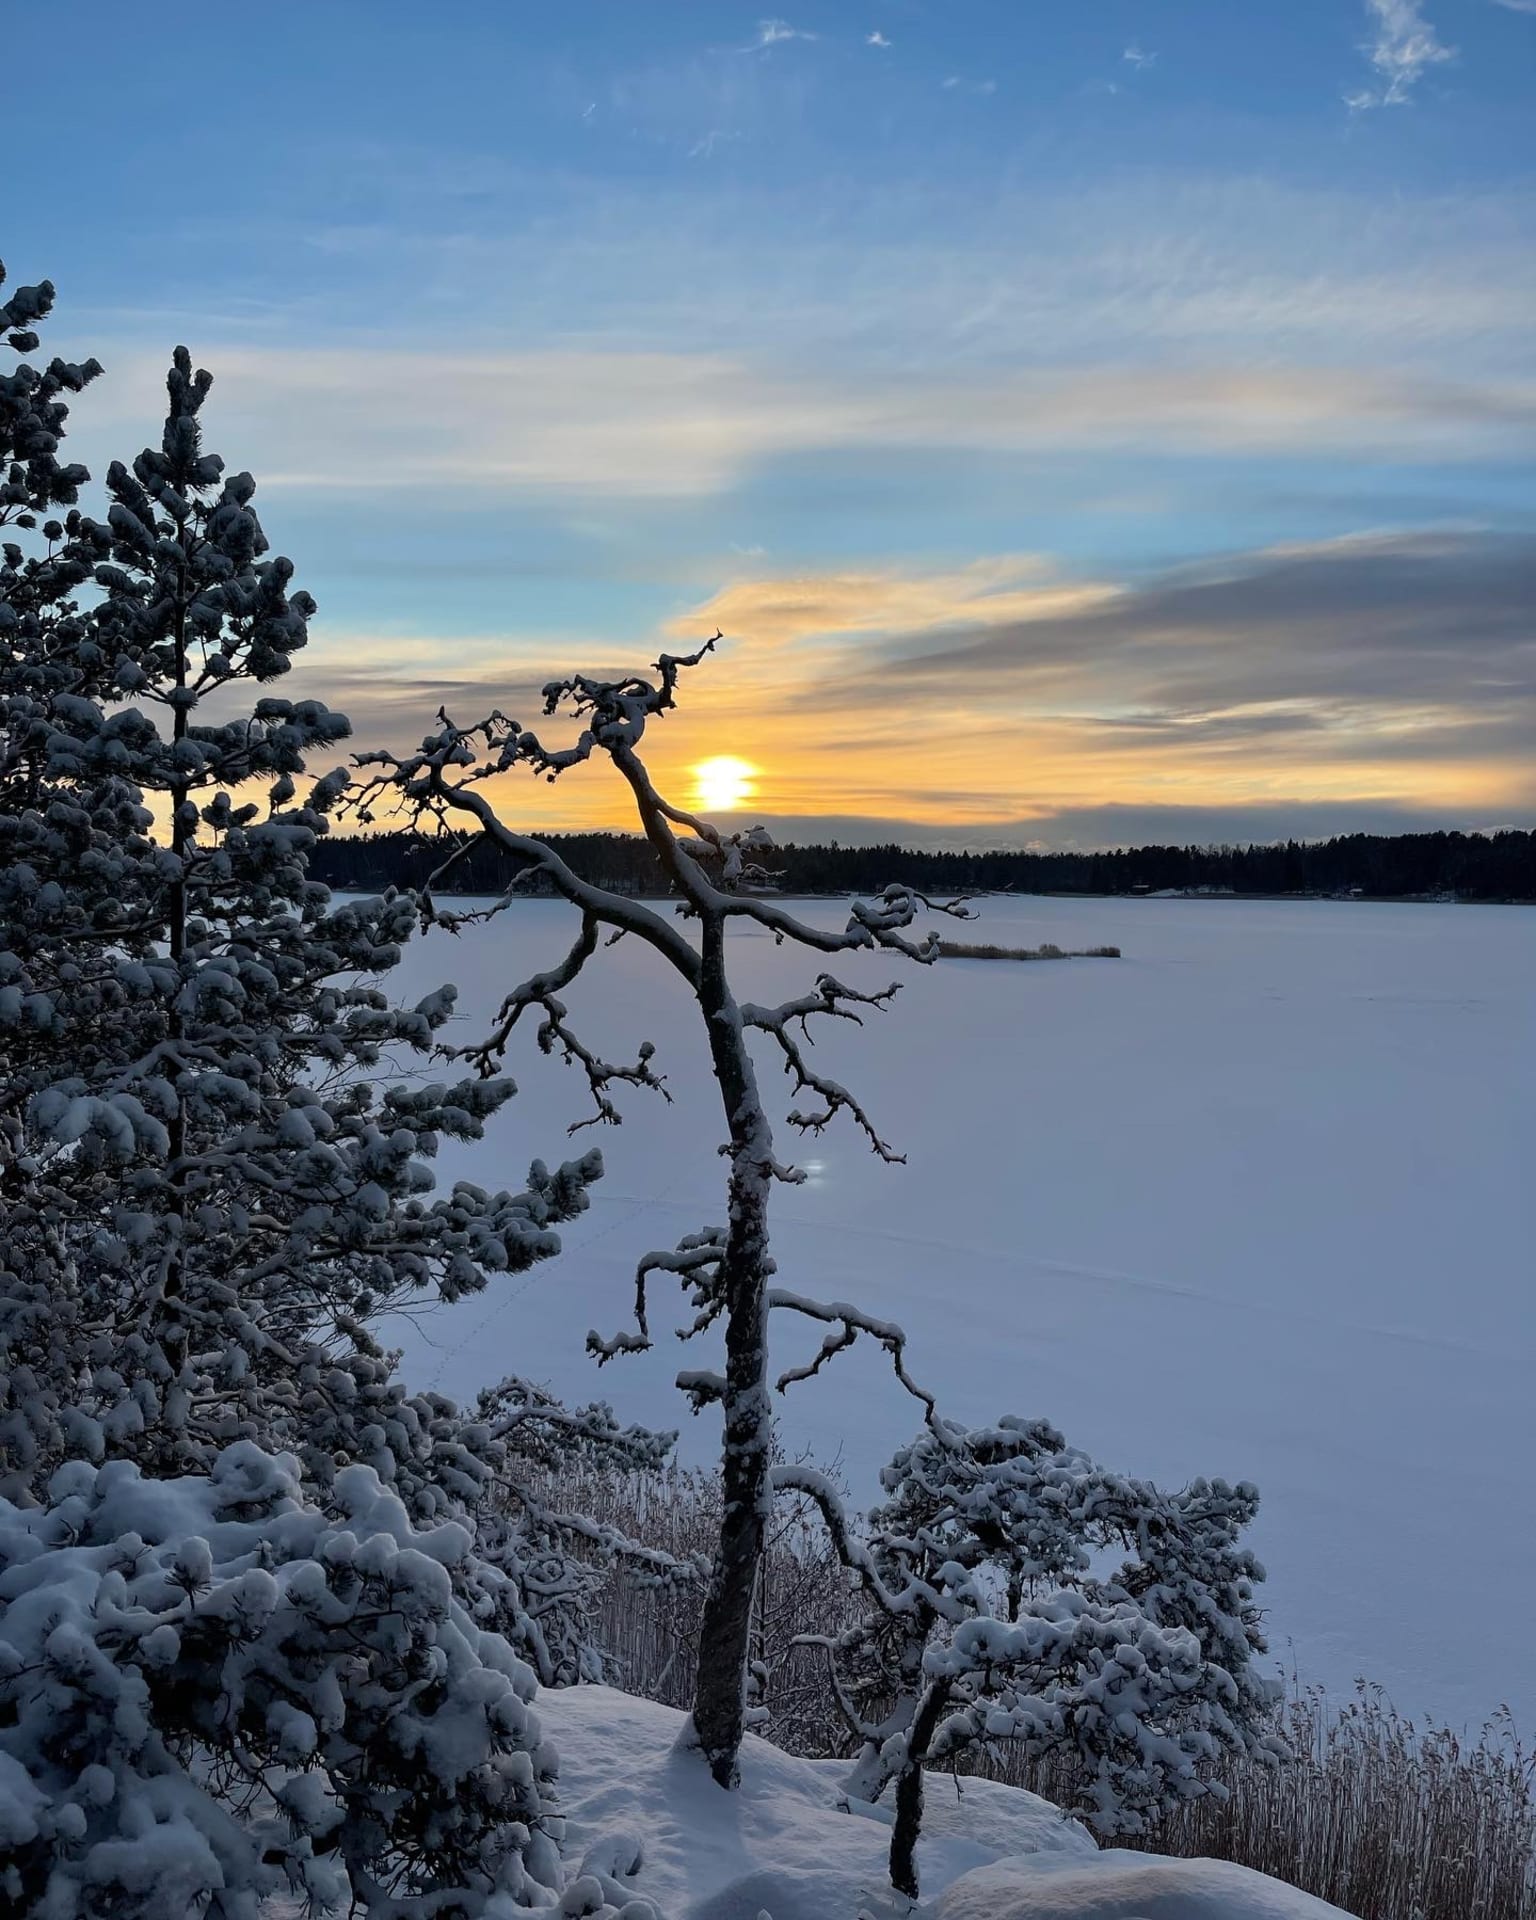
<box><xmin>355</xmin><ymin>644</ymin><xmax>970</xmax><ymax>1782</ymax></box>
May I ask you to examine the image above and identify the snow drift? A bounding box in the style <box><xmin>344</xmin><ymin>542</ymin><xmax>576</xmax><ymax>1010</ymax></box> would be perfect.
<box><xmin>538</xmin><ymin>1684</ymin><xmax>1352</xmax><ymax>1919</ymax></box>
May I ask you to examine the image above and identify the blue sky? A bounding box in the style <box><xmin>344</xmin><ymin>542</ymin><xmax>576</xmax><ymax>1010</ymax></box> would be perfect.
<box><xmin>9</xmin><ymin>1</ymin><xmax>1535</xmax><ymax>844</ymax></box>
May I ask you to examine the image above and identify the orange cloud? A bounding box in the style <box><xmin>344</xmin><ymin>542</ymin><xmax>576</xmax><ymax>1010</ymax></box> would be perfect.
<box><xmin>670</xmin><ymin>557</ymin><xmax>1120</xmax><ymax>650</ymax></box>
<box><xmin>285</xmin><ymin>532</ymin><xmax>1533</xmax><ymax>844</ymax></box>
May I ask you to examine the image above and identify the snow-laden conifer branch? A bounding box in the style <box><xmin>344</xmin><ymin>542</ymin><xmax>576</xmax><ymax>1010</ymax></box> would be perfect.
<box><xmin>476</xmin><ymin>1379</ymin><xmax>706</xmax><ymax>1606</ymax></box>
<box><xmin>478</xmin><ymin>1373</ymin><xmax>673</xmax><ymax>1461</ymax></box>
<box><xmin>587</xmin><ymin>1227</ymin><xmax>733</xmax><ymax>1366</ymax></box>
<box><xmin>443</xmin><ymin>901</ymin><xmax>673</xmax><ymax>1126</ymax></box>
<box><xmin>540</xmin><ymin>1002</ymin><xmax>671</xmax><ymax>1133</ymax></box>
<box><xmin>772</xmin><ymin>1461</ymin><xmax>943</xmax><ymax>1622</ymax></box>
<box><xmin>678</xmin><ymin>1368</ymin><xmax>729</xmax><ymax>1412</ymax></box>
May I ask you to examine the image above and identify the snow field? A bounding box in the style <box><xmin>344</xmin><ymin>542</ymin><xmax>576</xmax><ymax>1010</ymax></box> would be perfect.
<box><xmin>376</xmin><ymin>893</ymin><xmax>1536</xmax><ymax>1731</ymax></box>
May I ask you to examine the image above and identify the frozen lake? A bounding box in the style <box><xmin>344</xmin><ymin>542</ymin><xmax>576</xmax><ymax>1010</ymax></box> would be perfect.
<box><xmin>371</xmin><ymin>892</ymin><xmax>1536</xmax><ymax>1733</ymax></box>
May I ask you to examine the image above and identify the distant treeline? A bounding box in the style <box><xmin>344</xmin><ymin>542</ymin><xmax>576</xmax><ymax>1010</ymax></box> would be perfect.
<box><xmin>309</xmin><ymin>827</ymin><xmax>1536</xmax><ymax>903</ymax></box>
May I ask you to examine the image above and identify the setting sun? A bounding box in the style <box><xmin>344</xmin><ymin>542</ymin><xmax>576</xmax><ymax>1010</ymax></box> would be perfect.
<box><xmin>691</xmin><ymin>755</ymin><xmax>757</xmax><ymax>814</ymax></box>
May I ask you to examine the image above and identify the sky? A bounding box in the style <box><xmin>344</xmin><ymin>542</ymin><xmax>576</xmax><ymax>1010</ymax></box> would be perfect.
<box><xmin>9</xmin><ymin>0</ymin><xmax>1535</xmax><ymax>848</ymax></box>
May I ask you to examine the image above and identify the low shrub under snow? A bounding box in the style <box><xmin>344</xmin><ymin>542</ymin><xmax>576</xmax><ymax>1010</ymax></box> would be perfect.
<box><xmin>0</xmin><ymin>1443</ymin><xmax>649</xmax><ymax>1919</ymax></box>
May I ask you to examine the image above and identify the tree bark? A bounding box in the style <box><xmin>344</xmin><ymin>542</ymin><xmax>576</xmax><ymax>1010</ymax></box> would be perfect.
<box><xmin>890</xmin><ymin>1678</ymin><xmax>952</xmax><ymax>1900</ymax></box>
<box><xmin>689</xmin><ymin>923</ymin><xmax>775</xmax><ymax>1785</ymax></box>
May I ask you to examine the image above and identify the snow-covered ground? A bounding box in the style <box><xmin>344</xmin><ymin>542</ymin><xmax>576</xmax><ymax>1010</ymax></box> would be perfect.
<box><xmin>373</xmin><ymin>893</ymin><xmax>1536</xmax><ymax>1733</ymax></box>
<box><xmin>541</xmin><ymin>1683</ymin><xmax>1352</xmax><ymax>1918</ymax></box>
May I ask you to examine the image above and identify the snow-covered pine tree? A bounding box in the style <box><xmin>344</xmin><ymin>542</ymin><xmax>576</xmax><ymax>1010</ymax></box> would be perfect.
<box><xmin>782</xmin><ymin>1414</ymin><xmax>1282</xmax><ymax>1897</ymax></box>
<box><xmin>0</xmin><ymin>1440</ymin><xmax>669</xmax><ymax>1919</ymax></box>
<box><xmin>1</xmin><ymin>326</ymin><xmax>593</xmax><ymax>1484</ymax></box>
<box><xmin>0</xmin><ymin>298</ymin><xmax>682</xmax><ymax>1684</ymax></box>
<box><xmin>1</xmin><ymin>277</ymin><xmax>691</xmax><ymax>1914</ymax></box>
<box><xmin>0</xmin><ymin>263</ymin><xmax>100</xmax><ymax>532</ymax></box>
<box><xmin>352</xmin><ymin>652</ymin><xmax>973</xmax><ymax>1785</ymax></box>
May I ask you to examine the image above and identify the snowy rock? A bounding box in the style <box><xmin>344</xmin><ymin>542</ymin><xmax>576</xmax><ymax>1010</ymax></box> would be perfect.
<box><xmin>936</xmin><ymin>1853</ymin><xmax>1351</xmax><ymax>1919</ymax></box>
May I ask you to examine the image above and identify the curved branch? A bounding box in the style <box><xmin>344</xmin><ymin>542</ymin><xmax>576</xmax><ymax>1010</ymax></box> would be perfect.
<box><xmin>352</xmin><ymin>739</ymin><xmax>704</xmax><ymax>989</ymax></box>
<box><xmin>538</xmin><ymin>1001</ymin><xmax>671</xmax><ymax>1133</ymax></box>
<box><xmin>456</xmin><ymin>912</ymin><xmax>600</xmax><ymax>1071</ymax></box>
<box><xmin>792</xmin><ymin>1631</ymin><xmax>891</xmax><ymax>1745</ymax></box>
<box><xmin>772</xmin><ymin>1462</ymin><xmax>961</xmax><ymax>1628</ymax></box>
<box><xmin>768</xmin><ymin>1288</ymin><xmax>943</xmax><ymax>1431</ymax></box>
<box><xmin>721</xmin><ymin>883</ymin><xmax>975</xmax><ymax>962</ymax></box>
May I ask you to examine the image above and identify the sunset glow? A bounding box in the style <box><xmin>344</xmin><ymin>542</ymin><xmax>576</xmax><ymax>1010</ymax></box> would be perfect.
<box><xmin>691</xmin><ymin>756</ymin><xmax>757</xmax><ymax>816</ymax></box>
<box><xmin>15</xmin><ymin>4</ymin><xmax>1529</xmax><ymax>851</ymax></box>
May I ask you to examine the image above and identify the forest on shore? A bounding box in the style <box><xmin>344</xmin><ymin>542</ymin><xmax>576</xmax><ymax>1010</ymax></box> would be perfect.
<box><xmin>311</xmin><ymin>825</ymin><xmax>1536</xmax><ymax>903</ymax></box>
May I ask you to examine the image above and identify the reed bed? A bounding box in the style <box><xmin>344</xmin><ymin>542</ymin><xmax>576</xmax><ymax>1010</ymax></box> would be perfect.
<box><xmin>1135</xmin><ymin>1686</ymin><xmax>1536</xmax><ymax>1920</ymax></box>
<box><xmin>547</xmin><ymin>1460</ymin><xmax>865</xmax><ymax>1755</ymax></box>
<box><xmin>957</xmin><ymin>1686</ymin><xmax>1536</xmax><ymax>1920</ymax></box>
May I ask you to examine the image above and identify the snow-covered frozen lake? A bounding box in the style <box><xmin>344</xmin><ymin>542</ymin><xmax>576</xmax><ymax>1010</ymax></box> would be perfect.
<box><xmin>372</xmin><ymin>892</ymin><xmax>1535</xmax><ymax>1734</ymax></box>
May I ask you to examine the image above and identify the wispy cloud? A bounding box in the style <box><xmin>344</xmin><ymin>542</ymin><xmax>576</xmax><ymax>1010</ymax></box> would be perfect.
<box><xmin>867</xmin><ymin>30</ymin><xmax>891</xmax><ymax>49</ymax></box>
<box><xmin>671</xmin><ymin>557</ymin><xmax>1117</xmax><ymax>648</ymax></box>
<box><xmin>744</xmin><ymin>18</ymin><xmax>816</xmax><ymax>52</ymax></box>
<box><xmin>1123</xmin><ymin>44</ymin><xmax>1157</xmax><ymax>69</ymax></box>
<box><xmin>70</xmin><ymin>346</ymin><xmax>1532</xmax><ymax>504</ymax></box>
<box><xmin>1348</xmin><ymin>0</ymin><xmax>1454</xmax><ymax>108</ymax></box>
<box><xmin>866</xmin><ymin>532</ymin><xmax>1536</xmax><ymax>735</ymax></box>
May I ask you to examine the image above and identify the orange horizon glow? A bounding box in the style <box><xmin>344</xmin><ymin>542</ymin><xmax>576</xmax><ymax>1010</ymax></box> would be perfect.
<box><xmin>138</xmin><ymin>547</ymin><xmax>1535</xmax><ymax>847</ymax></box>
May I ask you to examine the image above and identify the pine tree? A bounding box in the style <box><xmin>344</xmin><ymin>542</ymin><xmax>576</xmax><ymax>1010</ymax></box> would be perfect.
<box><xmin>1</xmin><ymin>292</ymin><xmax>684</xmax><ymax>1655</ymax></box>
<box><xmin>784</xmin><ymin>1414</ymin><xmax>1281</xmax><ymax>1897</ymax></box>
<box><xmin>0</xmin><ymin>1443</ymin><xmax>588</xmax><ymax>1917</ymax></box>
<box><xmin>1</xmin><ymin>275</ymin><xmax>685</xmax><ymax>1915</ymax></box>
<box><xmin>3</xmin><ymin>330</ymin><xmax>603</xmax><ymax>1487</ymax></box>
<box><xmin>353</xmin><ymin>654</ymin><xmax>973</xmax><ymax>1784</ymax></box>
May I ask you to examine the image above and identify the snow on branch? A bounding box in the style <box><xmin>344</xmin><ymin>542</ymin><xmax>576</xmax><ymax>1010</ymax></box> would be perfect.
<box><xmin>768</xmin><ymin>1287</ymin><xmax>941</xmax><ymax>1427</ymax></box>
<box><xmin>347</xmin><ymin>638</ymin><xmax>984</xmax><ymax>1781</ymax></box>
<box><xmin>743</xmin><ymin>973</ymin><xmax>905</xmax><ymax>1160</ymax></box>
<box><xmin>587</xmin><ymin>1229</ymin><xmax>729</xmax><ymax>1366</ymax></box>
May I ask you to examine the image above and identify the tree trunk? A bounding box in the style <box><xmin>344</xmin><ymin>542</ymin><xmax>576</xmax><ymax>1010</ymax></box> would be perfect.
<box><xmin>889</xmin><ymin>1679</ymin><xmax>952</xmax><ymax>1900</ymax></box>
<box><xmin>162</xmin><ymin>592</ymin><xmax>190</xmax><ymax>1346</ymax></box>
<box><xmin>689</xmin><ymin>1186</ymin><xmax>771</xmax><ymax>1784</ymax></box>
<box><xmin>689</xmin><ymin>924</ymin><xmax>775</xmax><ymax>1786</ymax></box>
